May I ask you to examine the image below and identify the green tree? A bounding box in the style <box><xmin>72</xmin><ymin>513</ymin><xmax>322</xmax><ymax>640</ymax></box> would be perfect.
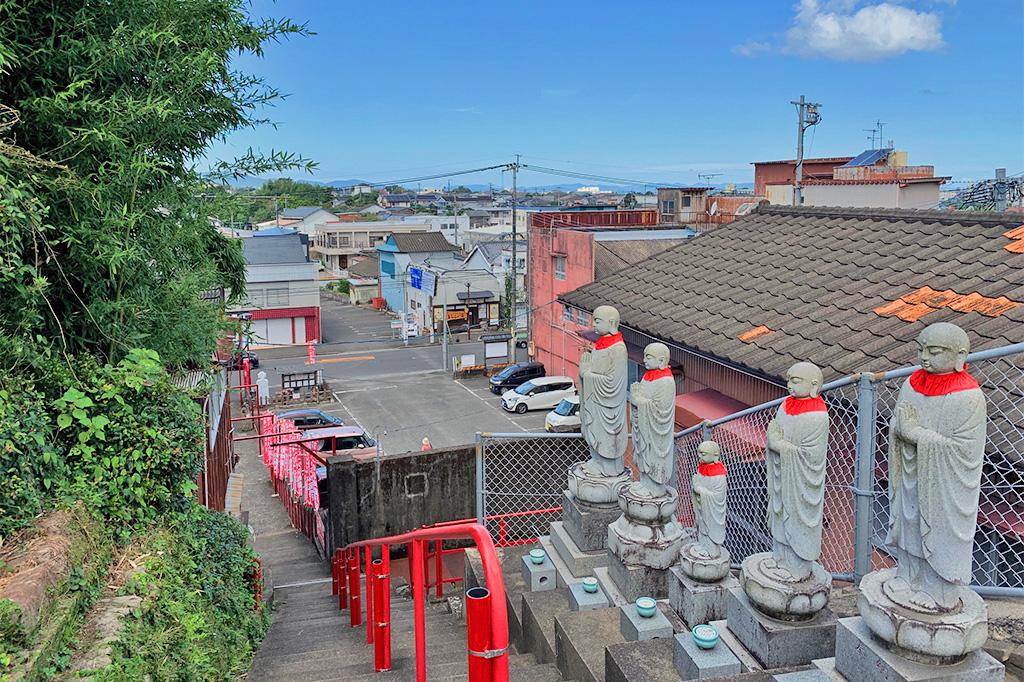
<box><xmin>0</xmin><ymin>0</ymin><xmax>311</xmax><ymax>367</ymax></box>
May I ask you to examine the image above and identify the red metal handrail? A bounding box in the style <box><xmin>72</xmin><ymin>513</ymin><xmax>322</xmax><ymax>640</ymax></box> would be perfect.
<box><xmin>337</xmin><ymin>522</ymin><xmax>509</xmax><ymax>682</ymax></box>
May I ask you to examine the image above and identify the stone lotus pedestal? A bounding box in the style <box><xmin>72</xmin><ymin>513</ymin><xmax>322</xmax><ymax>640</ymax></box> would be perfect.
<box><xmin>725</xmin><ymin>553</ymin><xmax>836</xmax><ymax>668</ymax></box>
<box><xmin>848</xmin><ymin>568</ymin><xmax>991</xmax><ymax>666</ymax></box>
<box><xmin>607</xmin><ymin>486</ymin><xmax>686</xmax><ymax>601</ymax></box>
<box><xmin>563</xmin><ymin>463</ymin><xmax>632</xmax><ymax>552</ymax></box>
<box><xmin>679</xmin><ymin>540</ymin><xmax>731</xmax><ymax>583</ymax></box>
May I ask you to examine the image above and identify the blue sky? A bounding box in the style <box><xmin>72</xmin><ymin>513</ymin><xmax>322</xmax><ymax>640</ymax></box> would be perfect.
<box><xmin>208</xmin><ymin>0</ymin><xmax>1024</xmax><ymax>188</ymax></box>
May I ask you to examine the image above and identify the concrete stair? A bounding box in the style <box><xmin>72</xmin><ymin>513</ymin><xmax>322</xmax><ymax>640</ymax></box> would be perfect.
<box><xmin>247</xmin><ymin>575</ymin><xmax>564</xmax><ymax>681</ymax></box>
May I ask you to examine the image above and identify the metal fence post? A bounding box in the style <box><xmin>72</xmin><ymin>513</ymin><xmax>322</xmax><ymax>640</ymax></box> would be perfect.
<box><xmin>852</xmin><ymin>373</ymin><xmax>878</xmax><ymax>584</ymax></box>
<box><xmin>475</xmin><ymin>432</ymin><xmax>485</xmax><ymax>525</ymax></box>
<box><xmin>701</xmin><ymin>420</ymin><xmax>713</xmax><ymax>442</ymax></box>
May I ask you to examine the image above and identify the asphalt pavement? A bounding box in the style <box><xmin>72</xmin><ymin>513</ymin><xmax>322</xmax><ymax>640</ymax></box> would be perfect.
<box><xmin>254</xmin><ymin>300</ymin><xmax>547</xmax><ymax>454</ymax></box>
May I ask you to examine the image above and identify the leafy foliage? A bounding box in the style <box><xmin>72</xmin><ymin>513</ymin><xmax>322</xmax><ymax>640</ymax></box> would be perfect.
<box><xmin>0</xmin><ymin>385</ymin><xmax>59</xmax><ymax>539</ymax></box>
<box><xmin>91</xmin><ymin>508</ymin><xmax>269</xmax><ymax>680</ymax></box>
<box><xmin>0</xmin><ymin>0</ymin><xmax>311</xmax><ymax>367</ymax></box>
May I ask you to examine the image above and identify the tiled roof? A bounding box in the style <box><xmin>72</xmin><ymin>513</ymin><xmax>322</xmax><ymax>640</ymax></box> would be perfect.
<box><xmin>280</xmin><ymin>206</ymin><xmax>328</xmax><ymax>219</ymax></box>
<box><xmin>560</xmin><ymin>205</ymin><xmax>1024</xmax><ymax>381</ymax></box>
<box><xmin>804</xmin><ymin>177</ymin><xmax>950</xmax><ymax>186</ymax></box>
<box><xmin>388</xmin><ymin>232</ymin><xmax>458</xmax><ymax>253</ymax></box>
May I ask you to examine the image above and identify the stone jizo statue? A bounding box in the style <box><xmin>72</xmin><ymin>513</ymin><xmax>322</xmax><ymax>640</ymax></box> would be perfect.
<box><xmin>764</xmin><ymin>361</ymin><xmax>829</xmax><ymax>582</ymax></box>
<box><xmin>691</xmin><ymin>440</ymin><xmax>727</xmax><ymax>561</ymax></box>
<box><xmin>578</xmin><ymin>305</ymin><xmax>628</xmax><ymax>478</ymax></box>
<box><xmin>628</xmin><ymin>342</ymin><xmax>676</xmax><ymax>499</ymax></box>
<box><xmin>884</xmin><ymin>322</ymin><xmax>986</xmax><ymax>613</ymax></box>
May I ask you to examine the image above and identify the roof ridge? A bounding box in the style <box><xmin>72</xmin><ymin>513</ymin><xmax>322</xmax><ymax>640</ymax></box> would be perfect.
<box><xmin>756</xmin><ymin>203</ymin><xmax>1021</xmax><ymax>228</ymax></box>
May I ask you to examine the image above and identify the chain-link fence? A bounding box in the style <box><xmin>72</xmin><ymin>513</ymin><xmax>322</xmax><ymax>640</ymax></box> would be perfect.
<box><xmin>478</xmin><ymin>342</ymin><xmax>1024</xmax><ymax>596</ymax></box>
<box><xmin>476</xmin><ymin>432</ymin><xmax>589</xmax><ymax>545</ymax></box>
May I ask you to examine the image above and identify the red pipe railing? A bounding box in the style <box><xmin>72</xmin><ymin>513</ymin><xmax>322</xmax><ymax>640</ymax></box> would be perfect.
<box><xmin>336</xmin><ymin>522</ymin><xmax>509</xmax><ymax>682</ymax></box>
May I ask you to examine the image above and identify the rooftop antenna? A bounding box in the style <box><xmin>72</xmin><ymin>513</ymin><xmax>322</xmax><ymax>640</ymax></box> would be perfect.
<box><xmin>697</xmin><ymin>172</ymin><xmax>722</xmax><ymax>187</ymax></box>
<box><xmin>863</xmin><ymin>127</ymin><xmax>878</xmax><ymax>149</ymax></box>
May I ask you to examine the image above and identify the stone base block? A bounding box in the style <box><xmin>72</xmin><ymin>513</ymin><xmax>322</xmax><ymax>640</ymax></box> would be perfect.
<box><xmin>537</xmin><ymin>534</ymin><xmax>574</xmax><ymax>588</ymax></box>
<box><xmin>858</xmin><ymin>567</ymin><xmax>989</xmax><ymax>663</ymax></box>
<box><xmin>674</xmin><ymin>631</ymin><xmax>742</xmax><ymax>679</ymax></box>
<box><xmin>608</xmin><ymin>551</ymin><xmax>673</xmax><ymax>602</ymax></box>
<box><xmin>670</xmin><ymin>565</ymin><xmax>739</xmax><ymax>628</ymax></box>
<box><xmin>550</xmin><ymin>520</ymin><xmax>609</xmax><ymax>578</ymax></box>
<box><xmin>521</xmin><ymin>555</ymin><xmax>557</xmax><ymax>592</ymax></box>
<box><xmin>554</xmin><ymin>606</ymin><xmax>624</xmax><ymax>682</ymax></box>
<box><xmin>567</xmin><ymin>461</ymin><xmax>632</xmax><ymax>505</ymax></box>
<box><xmin>569</xmin><ymin>582</ymin><xmax>610</xmax><ymax>611</ymax></box>
<box><xmin>726</xmin><ymin>587</ymin><xmax>837</xmax><ymax>668</ymax></box>
<box><xmin>834</xmin><ymin>616</ymin><xmax>1005</xmax><ymax>682</ymax></box>
<box><xmin>521</xmin><ymin>588</ymin><xmax>571</xmax><ymax>664</ymax></box>
<box><xmin>773</xmin><ymin>669</ymin><xmax>838</xmax><ymax>681</ymax></box>
<box><xmin>605</xmin><ymin>638</ymin><xmax>678</xmax><ymax>682</ymax></box>
<box><xmin>562</xmin><ymin>490</ymin><xmax>621</xmax><ymax>552</ymax></box>
<box><xmin>620</xmin><ymin>603</ymin><xmax>674</xmax><ymax>642</ymax></box>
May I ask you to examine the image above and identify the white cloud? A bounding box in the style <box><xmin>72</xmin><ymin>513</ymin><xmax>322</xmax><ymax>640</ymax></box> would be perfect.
<box><xmin>783</xmin><ymin>0</ymin><xmax>945</xmax><ymax>61</ymax></box>
<box><xmin>732</xmin><ymin>41</ymin><xmax>773</xmax><ymax>57</ymax></box>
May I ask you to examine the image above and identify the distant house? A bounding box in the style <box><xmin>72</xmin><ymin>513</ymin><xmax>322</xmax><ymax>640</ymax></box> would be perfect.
<box><xmin>228</xmin><ymin>234</ymin><xmax>321</xmax><ymax>347</ymax></box>
<box><xmin>376</xmin><ymin>232</ymin><xmax>460</xmax><ymax>314</ymax></box>
<box><xmin>276</xmin><ymin>207</ymin><xmax>338</xmax><ymax>236</ymax></box>
<box><xmin>465</xmin><ymin>209</ymin><xmax>491</xmax><ymax>229</ymax></box>
<box><xmin>347</xmin><ymin>253</ymin><xmax>379</xmax><ymax>305</ymax></box>
<box><xmin>530</xmin><ymin>210</ymin><xmax>696</xmax><ymax>377</ymax></box>
<box><xmin>400</xmin><ymin>214</ymin><xmax>470</xmax><ymax>247</ymax></box>
<box><xmin>752</xmin><ymin>155</ymin><xmax>854</xmax><ymax>199</ymax></box>
<box><xmin>359</xmin><ymin>204</ymin><xmax>388</xmax><ymax>216</ymax></box>
<box><xmin>464</xmin><ymin>240</ymin><xmax>527</xmax><ymax>292</ymax></box>
<box><xmin>311</xmin><ymin>219</ymin><xmax>433</xmax><ymax>272</ymax></box>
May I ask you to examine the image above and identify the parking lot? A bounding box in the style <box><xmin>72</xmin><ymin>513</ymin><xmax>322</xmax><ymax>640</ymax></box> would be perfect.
<box><xmin>298</xmin><ymin>373</ymin><xmax>551</xmax><ymax>455</ymax></box>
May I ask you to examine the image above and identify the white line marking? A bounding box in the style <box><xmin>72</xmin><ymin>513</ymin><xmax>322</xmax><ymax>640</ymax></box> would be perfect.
<box><xmin>454</xmin><ymin>380</ymin><xmax>526</xmax><ymax>432</ymax></box>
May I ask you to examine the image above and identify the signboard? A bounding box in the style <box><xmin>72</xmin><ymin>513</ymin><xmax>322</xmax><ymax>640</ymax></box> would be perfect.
<box><xmin>484</xmin><ymin>341</ymin><xmax>507</xmax><ymax>360</ymax></box>
<box><xmin>305</xmin><ymin>341</ymin><xmax>316</xmax><ymax>365</ymax></box>
<box><xmin>447</xmin><ymin>309</ymin><xmax>468</xmax><ymax>321</ymax></box>
<box><xmin>409</xmin><ymin>266</ymin><xmax>423</xmax><ymax>290</ymax></box>
<box><xmin>421</xmin><ymin>270</ymin><xmax>436</xmax><ymax>294</ymax></box>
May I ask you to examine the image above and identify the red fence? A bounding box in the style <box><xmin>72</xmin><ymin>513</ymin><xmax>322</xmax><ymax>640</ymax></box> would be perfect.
<box><xmin>531</xmin><ymin>209</ymin><xmax>658</xmax><ymax>229</ymax></box>
<box><xmin>196</xmin><ymin>371</ymin><xmax>234</xmax><ymax>511</ymax></box>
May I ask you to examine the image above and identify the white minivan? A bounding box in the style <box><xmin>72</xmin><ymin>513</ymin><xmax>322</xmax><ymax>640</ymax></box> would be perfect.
<box><xmin>501</xmin><ymin>376</ymin><xmax>576</xmax><ymax>414</ymax></box>
<box><xmin>545</xmin><ymin>395</ymin><xmax>581</xmax><ymax>432</ymax></box>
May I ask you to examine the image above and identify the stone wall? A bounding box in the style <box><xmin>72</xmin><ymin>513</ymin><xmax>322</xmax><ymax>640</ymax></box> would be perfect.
<box><xmin>326</xmin><ymin>444</ymin><xmax>477</xmax><ymax>557</ymax></box>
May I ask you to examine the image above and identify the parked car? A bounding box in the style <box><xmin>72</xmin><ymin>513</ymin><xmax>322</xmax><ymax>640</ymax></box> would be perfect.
<box><xmin>304</xmin><ymin>426</ymin><xmax>377</xmax><ymax>454</ymax></box>
<box><xmin>489</xmin><ymin>361</ymin><xmax>545</xmax><ymax>395</ymax></box>
<box><xmin>222</xmin><ymin>350</ymin><xmax>259</xmax><ymax>370</ymax></box>
<box><xmin>276</xmin><ymin>408</ymin><xmax>344</xmax><ymax>429</ymax></box>
<box><xmin>545</xmin><ymin>395</ymin><xmax>581</xmax><ymax>432</ymax></box>
<box><xmin>501</xmin><ymin>376</ymin><xmax>576</xmax><ymax>414</ymax></box>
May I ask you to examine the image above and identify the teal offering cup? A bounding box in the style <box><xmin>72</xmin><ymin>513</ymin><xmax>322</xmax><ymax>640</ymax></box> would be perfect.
<box><xmin>635</xmin><ymin>597</ymin><xmax>657</xmax><ymax>618</ymax></box>
<box><xmin>528</xmin><ymin>548</ymin><xmax>546</xmax><ymax>565</ymax></box>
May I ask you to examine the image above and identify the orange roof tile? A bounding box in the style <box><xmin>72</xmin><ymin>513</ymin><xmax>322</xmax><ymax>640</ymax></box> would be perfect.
<box><xmin>738</xmin><ymin>325</ymin><xmax>772</xmax><ymax>342</ymax></box>
<box><xmin>1003</xmin><ymin>224</ymin><xmax>1024</xmax><ymax>252</ymax></box>
<box><xmin>875</xmin><ymin>287</ymin><xmax>1022</xmax><ymax>323</ymax></box>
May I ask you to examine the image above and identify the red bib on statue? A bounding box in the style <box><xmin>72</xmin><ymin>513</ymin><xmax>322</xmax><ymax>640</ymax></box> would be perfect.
<box><xmin>594</xmin><ymin>331</ymin><xmax>624</xmax><ymax>350</ymax></box>
<box><xmin>782</xmin><ymin>395</ymin><xmax>827</xmax><ymax>415</ymax></box>
<box><xmin>908</xmin><ymin>367</ymin><xmax>979</xmax><ymax>396</ymax></box>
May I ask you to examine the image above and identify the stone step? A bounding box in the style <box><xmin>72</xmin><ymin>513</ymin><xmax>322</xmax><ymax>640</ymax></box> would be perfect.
<box><xmin>521</xmin><ymin>587</ymin><xmax>572</xmax><ymax>664</ymax></box>
<box><xmin>554</xmin><ymin>605</ymin><xmax>626</xmax><ymax>682</ymax></box>
<box><xmin>593</xmin><ymin>566</ymin><xmax>629</xmax><ymax>607</ymax></box>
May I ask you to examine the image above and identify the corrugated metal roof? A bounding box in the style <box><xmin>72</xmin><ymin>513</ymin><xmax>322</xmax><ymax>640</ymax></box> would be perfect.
<box><xmin>242</xmin><ymin>234</ymin><xmax>309</xmax><ymax>265</ymax></box>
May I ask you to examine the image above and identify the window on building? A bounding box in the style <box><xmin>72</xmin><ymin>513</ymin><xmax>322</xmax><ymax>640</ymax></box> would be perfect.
<box><xmin>681</xmin><ymin>195</ymin><xmax>692</xmax><ymax>208</ymax></box>
<box><xmin>563</xmin><ymin>306</ymin><xmax>574</xmax><ymax>322</ymax></box>
<box><xmin>554</xmin><ymin>256</ymin><xmax>566</xmax><ymax>280</ymax></box>
<box><xmin>578</xmin><ymin>310</ymin><xmax>590</xmax><ymax>325</ymax></box>
<box><xmin>661</xmin><ymin>199</ymin><xmax>676</xmax><ymax>214</ymax></box>
<box><xmin>266</xmin><ymin>288</ymin><xmax>289</xmax><ymax>306</ymax></box>
<box><xmin>340</xmin><ymin>235</ymin><xmax>351</xmax><ymax>246</ymax></box>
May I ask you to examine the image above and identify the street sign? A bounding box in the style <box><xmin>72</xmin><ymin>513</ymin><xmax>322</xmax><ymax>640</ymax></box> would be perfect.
<box><xmin>306</xmin><ymin>341</ymin><xmax>316</xmax><ymax>365</ymax></box>
<box><xmin>421</xmin><ymin>270</ymin><xmax>436</xmax><ymax>294</ymax></box>
<box><xmin>447</xmin><ymin>309</ymin><xmax>467</xmax><ymax>321</ymax></box>
<box><xmin>409</xmin><ymin>266</ymin><xmax>423</xmax><ymax>290</ymax></box>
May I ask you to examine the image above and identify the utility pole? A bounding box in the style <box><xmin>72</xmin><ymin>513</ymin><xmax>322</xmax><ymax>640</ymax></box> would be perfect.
<box><xmin>995</xmin><ymin>168</ymin><xmax>1008</xmax><ymax>212</ymax></box>
<box><xmin>791</xmin><ymin>95</ymin><xmax>822</xmax><ymax>207</ymax></box>
<box><xmin>509</xmin><ymin>155</ymin><xmax>520</xmax><ymax>343</ymax></box>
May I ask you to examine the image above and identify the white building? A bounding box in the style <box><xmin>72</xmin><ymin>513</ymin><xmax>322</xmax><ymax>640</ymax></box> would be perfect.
<box><xmin>229</xmin><ymin>234</ymin><xmax>321</xmax><ymax>347</ymax></box>
<box><xmin>400</xmin><ymin>214</ymin><xmax>470</xmax><ymax>248</ymax></box>
<box><xmin>276</xmin><ymin>207</ymin><xmax>338</xmax><ymax>236</ymax></box>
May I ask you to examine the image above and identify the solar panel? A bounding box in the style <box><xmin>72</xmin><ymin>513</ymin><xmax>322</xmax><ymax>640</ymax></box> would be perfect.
<box><xmin>842</xmin><ymin>148</ymin><xmax>892</xmax><ymax>167</ymax></box>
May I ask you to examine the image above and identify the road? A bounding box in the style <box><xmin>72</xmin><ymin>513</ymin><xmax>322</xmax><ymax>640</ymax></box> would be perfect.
<box><xmin>253</xmin><ymin>300</ymin><xmax>551</xmax><ymax>454</ymax></box>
